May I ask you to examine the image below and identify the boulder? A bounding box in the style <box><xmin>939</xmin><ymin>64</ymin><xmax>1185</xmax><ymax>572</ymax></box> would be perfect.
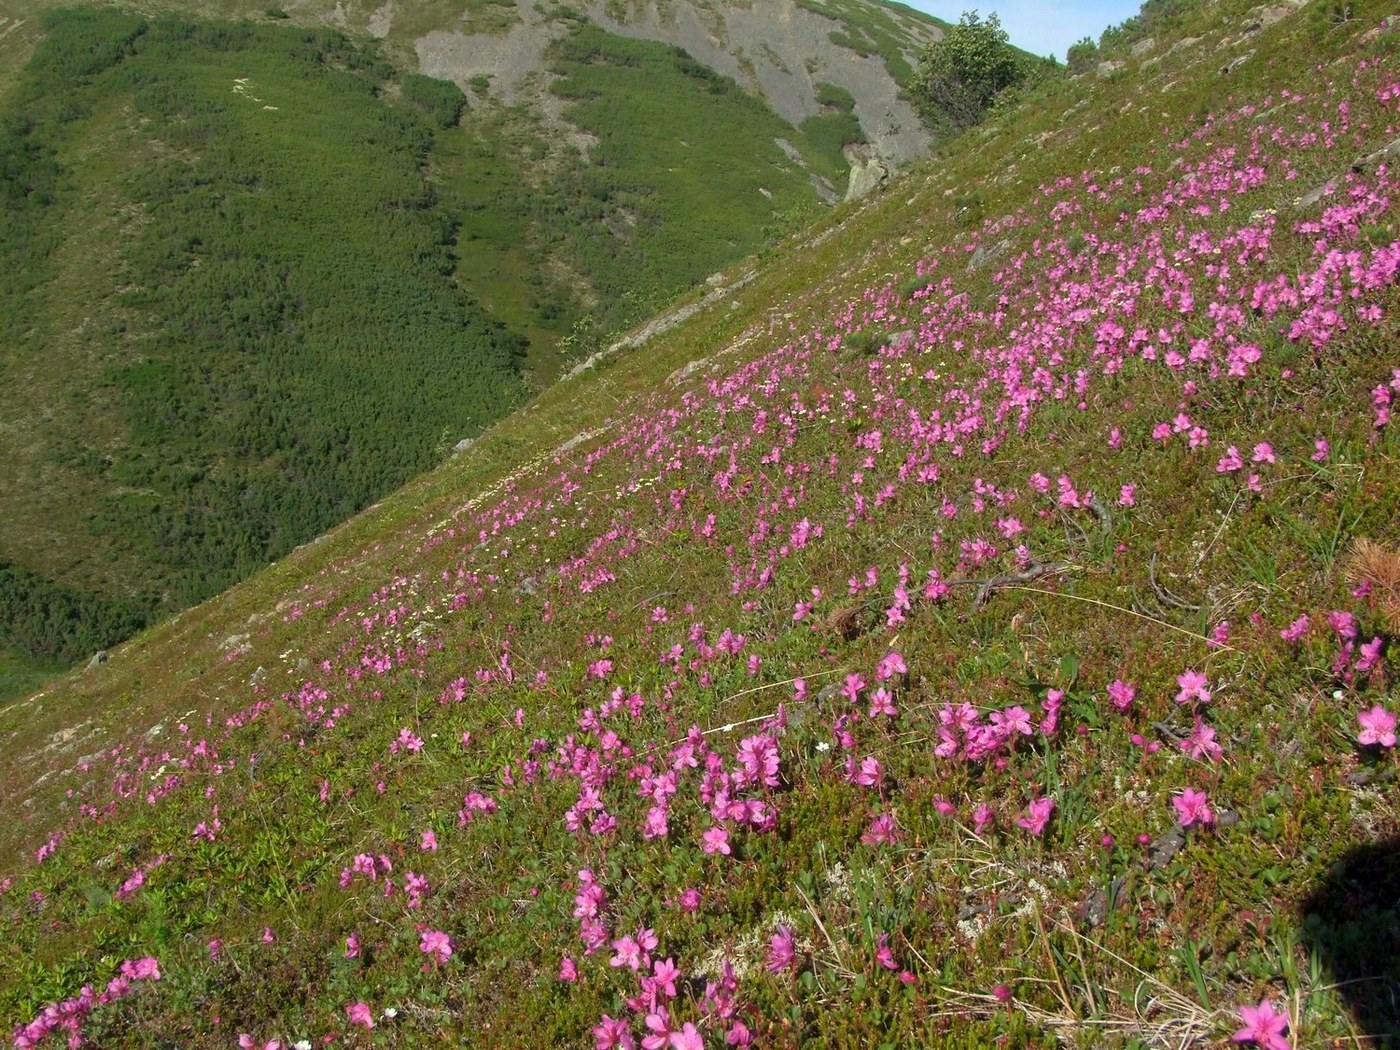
<box><xmin>1220</xmin><ymin>51</ymin><xmax>1254</xmax><ymax>76</ymax></box>
<box><xmin>844</xmin><ymin>144</ymin><xmax>889</xmax><ymax>201</ymax></box>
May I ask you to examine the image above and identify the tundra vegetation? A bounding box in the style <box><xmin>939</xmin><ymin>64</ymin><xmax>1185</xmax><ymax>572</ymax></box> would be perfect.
<box><xmin>1</xmin><ymin>0</ymin><xmax>1399</xmax><ymax>1046</ymax></box>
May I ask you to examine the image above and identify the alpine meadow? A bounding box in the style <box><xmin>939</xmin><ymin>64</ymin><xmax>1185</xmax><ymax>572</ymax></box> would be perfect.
<box><xmin>1</xmin><ymin>0</ymin><xmax>1399</xmax><ymax>1047</ymax></box>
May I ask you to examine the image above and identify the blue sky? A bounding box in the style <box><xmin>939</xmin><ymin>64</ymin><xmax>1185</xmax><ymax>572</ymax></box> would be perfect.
<box><xmin>899</xmin><ymin>0</ymin><xmax>1145</xmax><ymax>60</ymax></box>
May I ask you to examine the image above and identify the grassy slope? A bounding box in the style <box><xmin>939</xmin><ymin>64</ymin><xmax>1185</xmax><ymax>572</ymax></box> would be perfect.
<box><xmin>2</xmin><ymin>1</ymin><xmax>1399</xmax><ymax>1047</ymax></box>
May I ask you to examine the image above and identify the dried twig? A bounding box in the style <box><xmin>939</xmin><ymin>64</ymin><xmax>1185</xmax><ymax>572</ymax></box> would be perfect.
<box><xmin>974</xmin><ymin>561</ymin><xmax>1074</xmax><ymax>608</ymax></box>
<box><xmin>1150</xmin><ymin>551</ymin><xmax>1202</xmax><ymax>612</ymax></box>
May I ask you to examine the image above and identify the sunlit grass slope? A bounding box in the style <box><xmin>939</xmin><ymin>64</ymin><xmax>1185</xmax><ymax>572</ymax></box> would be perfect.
<box><xmin>2</xmin><ymin>0</ymin><xmax>1398</xmax><ymax>1046</ymax></box>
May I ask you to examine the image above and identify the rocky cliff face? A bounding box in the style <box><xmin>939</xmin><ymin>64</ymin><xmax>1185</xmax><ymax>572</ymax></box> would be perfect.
<box><xmin>313</xmin><ymin>0</ymin><xmax>941</xmax><ymax>170</ymax></box>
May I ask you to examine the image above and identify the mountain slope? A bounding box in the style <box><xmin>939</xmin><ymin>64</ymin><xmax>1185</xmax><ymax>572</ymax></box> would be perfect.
<box><xmin>3</xmin><ymin>0</ymin><xmax>1399</xmax><ymax>1045</ymax></box>
<box><xmin>0</xmin><ymin>0</ymin><xmax>950</xmax><ymax>687</ymax></box>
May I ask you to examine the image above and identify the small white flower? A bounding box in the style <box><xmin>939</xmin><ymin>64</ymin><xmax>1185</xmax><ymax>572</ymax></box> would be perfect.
<box><xmin>293</xmin><ymin>1041</ymin><xmax>312</xmax><ymax>1050</ymax></box>
<box><xmin>383</xmin><ymin>1007</ymin><xmax>398</xmax><ymax>1019</ymax></box>
<box><xmin>1333</xmin><ymin>689</ymin><xmax>1346</xmax><ymax>700</ymax></box>
<box><xmin>815</xmin><ymin>740</ymin><xmax>831</xmax><ymax>753</ymax></box>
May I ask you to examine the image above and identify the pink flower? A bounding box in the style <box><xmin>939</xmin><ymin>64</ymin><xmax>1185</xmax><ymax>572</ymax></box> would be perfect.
<box><xmin>860</xmin><ymin>812</ymin><xmax>899</xmax><ymax>845</ymax></box>
<box><xmin>677</xmin><ymin>887</ymin><xmax>701</xmax><ymax>912</ymax></box>
<box><xmin>875</xmin><ymin>651</ymin><xmax>907</xmax><ymax>682</ymax></box>
<box><xmin>1173</xmin><ymin>787</ymin><xmax>1214</xmax><ymax>828</ymax></box>
<box><xmin>610</xmin><ymin>935</ymin><xmax>644</xmax><ymax>972</ymax></box>
<box><xmin>874</xmin><ymin>932</ymin><xmax>898</xmax><ymax>970</ymax></box>
<box><xmin>420</xmin><ymin>929</ymin><xmax>453</xmax><ymax>965</ymax></box>
<box><xmin>1279</xmin><ymin>615</ymin><xmax>1309</xmax><ymax>643</ymax></box>
<box><xmin>971</xmin><ymin>803</ymin><xmax>995</xmax><ymax>834</ymax></box>
<box><xmin>1181</xmin><ymin>718</ymin><xmax>1223</xmax><ymax>763</ymax></box>
<box><xmin>1107</xmin><ymin>679</ymin><xmax>1136</xmax><ymax>712</ymax></box>
<box><xmin>346</xmin><ymin>1001</ymin><xmax>375</xmax><ymax>1029</ymax></box>
<box><xmin>120</xmin><ymin>957</ymin><xmax>161</xmax><ymax>981</ymax></box>
<box><xmin>767</xmin><ymin>926</ymin><xmax>796</xmax><ymax>972</ymax></box>
<box><xmin>593</xmin><ymin>1015</ymin><xmax>635</xmax><ymax>1049</ymax></box>
<box><xmin>1175</xmin><ymin>669</ymin><xmax>1211</xmax><ymax>705</ymax></box>
<box><xmin>345</xmin><ymin>932</ymin><xmax>360</xmax><ymax>959</ymax></box>
<box><xmin>841</xmin><ymin>672</ymin><xmax>866</xmax><ymax>703</ymax></box>
<box><xmin>1356</xmin><ymin>636</ymin><xmax>1385</xmax><ymax>676</ymax></box>
<box><xmin>1357</xmin><ymin>705</ymin><xmax>1396</xmax><ymax>748</ymax></box>
<box><xmin>1017</xmin><ymin>796</ymin><xmax>1054</xmax><ymax>837</ymax></box>
<box><xmin>1251</xmin><ymin>442</ymin><xmax>1276</xmax><ymax>464</ymax></box>
<box><xmin>1233</xmin><ymin>998</ymin><xmax>1291</xmax><ymax>1049</ymax></box>
<box><xmin>990</xmin><ymin>705</ymin><xmax>1033</xmax><ymax>737</ymax></box>
<box><xmin>559</xmin><ymin>957</ymin><xmax>579</xmax><ymax>982</ymax></box>
<box><xmin>1311</xmin><ymin>439</ymin><xmax>1329</xmax><ymax>462</ymax></box>
<box><xmin>850</xmin><ymin>755</ymin><xmax>883</xmax><ymax>787</ymax></box>
<box><xmin>1217</xmin><ymin>446</ymin><xmax>1244</xmax><ymax>473</ymax></box>
<box><xmin>652</xmin><ymin>957</ymin><xmax>681</xmax><ymax>999</ymax></box>
<box><xmin>1118</xmin><ymin>484</ymin><xmax>1136</xmax><ymax>507</ymax></box>
<box><xmin>701</xmin><ymin>825</ymin><xmax>731</xmax><ymax>855</ymax></box>
<box><xmin>868</xmin><ymin>687</ymin><xmax>897</xmax><ymax>718</ymax></box>
<box><xmin>642</xmin><ymin>1010</ymin><xmax>676</xmax><ymax>1050</ymax></box>
<box><xmin>420</xmin><ymin>829</ymin><xmax>438</xmax><ymax>851</ymax></box>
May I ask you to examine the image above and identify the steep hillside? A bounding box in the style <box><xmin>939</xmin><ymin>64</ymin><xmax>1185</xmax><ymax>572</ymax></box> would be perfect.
<box><xmin>0</xmin><ymin>0</ymin><xmax>949</xmax><ymax>691</ymax></box>
<box><xmin>3</xmin><ymin>0</ymin><xmax>1399</xmax><ymax>1046</ymax></box>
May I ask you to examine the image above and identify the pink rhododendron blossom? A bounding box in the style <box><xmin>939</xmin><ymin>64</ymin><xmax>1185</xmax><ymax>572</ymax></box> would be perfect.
<box><xmin>420</xmin><ymin>929</ymin><xmax>453</xmax><ymax>965</ymax></box>
<box><xmin>593</xmin><ymin>1015</ymin><xmax>634</xmax><ymax>1049</ymax></box>
<box><xmin>1175</xmin><ymin>669</ymin><xmax>1212</xmax><ymax>705</ymax></box>
<box><xmin>702</xmin><ymin>825</ymin><xmax>731</xmax><ymax>855</ymax></box>
<box><xmin>1357</xmin><ymin>705</ymin><xmax>1396</xmax><ymax>748</ymax></box>
<box><xmin>1233</xmin><ymin>998</ymin><xmax>1291</xmax><ymax>1049</ymax></box>
<box><xmin>874</xmin><ymin>933</ymin><xmax>898</xmax><ymax>970</ymax></box>
<box><xmin>875</xmin><ymin>651</ymin><xmax>907</xmax><ymax>682</ymax></box>
<box><xmin>1017</xmin><ymin>796</ymin><xmax>1054</xmax><ymax>836</ymax></box>
<box><xmin>767</xmin><ymin>926</ymin><xmax>796</xmax><ymax>972</ymax></box>
<box><xmin>1108</xmin><ymin>679</ymin><xmax>1136</xmax><ymax>712</ymax></box>
<box><xmin>1217</xmin><ymin>446</ymin><xmax>1244</xmax><ymax>473</ymax></box>
<box><xmin>972</xmin><ymin>803</ymin><xmax>995</xmax><ymax>834</ymax></box>
<box><xmin>1182</xmin><ymin>718</ymin><xmax>1224</xmax><ymax>763</ymax></box>
<box><xmin>346</xmin><ymin>1002</ymin><xmax>375</xmax><ymax>1029</ymax></box>
<box><xmin>1173</xmin><ymin>787</ymin><xmax>1214</xmax><ymax>828</ymax></box>
<box><xmin>868</xmin><ymin>687</ymin><xmax>897</xmax><ymax>718</ymax></box>
<box><xmin>861</xmin><ymin>811</ymin><xmax>899</xmax><ymax>845</ymax></box>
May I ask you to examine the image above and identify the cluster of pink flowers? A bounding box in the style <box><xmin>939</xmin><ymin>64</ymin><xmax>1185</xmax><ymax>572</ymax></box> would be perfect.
<box><xmin>11</xmin><ymin>958</ymin><xmax>160</xmax><ymax>1048</ymax></box>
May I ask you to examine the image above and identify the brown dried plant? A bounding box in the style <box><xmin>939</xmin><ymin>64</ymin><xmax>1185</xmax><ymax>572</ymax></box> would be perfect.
<box><xmin>1346</xmin><ymin>537</ymin><xmax>1400</xmax><ymax>633</ymax></box>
